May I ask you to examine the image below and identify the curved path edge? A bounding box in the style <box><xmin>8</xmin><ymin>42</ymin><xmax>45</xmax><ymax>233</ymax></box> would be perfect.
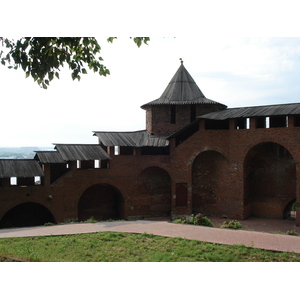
<box><xmin>0</xmin><ymin>220</ymin><xmax>300</xmax><ymax>254</ymax></box>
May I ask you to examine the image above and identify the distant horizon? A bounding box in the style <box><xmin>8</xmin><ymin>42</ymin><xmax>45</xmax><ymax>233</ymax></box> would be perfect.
<box><xmin>0</xmin><ymin>146</ymin><xmax>54</xmax><ymax>150</ymax></box>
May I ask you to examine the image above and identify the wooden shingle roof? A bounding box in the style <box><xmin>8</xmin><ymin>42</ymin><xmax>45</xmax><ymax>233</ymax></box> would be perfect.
<box><xmin>93</xmin><ymin>130</ymin><xmax>169</xmax><ymax>147</ymax></box>
<box><xmin>141</xmin><ymin>63</ymin><xmax>226</xmax><ymax>108</ymax></box>
<box><xmin>34</xmin><ymin>151</ymin><xmax>65</xmax><ymax>164</ymax></box>
<box><xmin>199</xmin><ymin>102</ymin><xmax>300</xmax><ymax>120</ymax></box>
<box><xmin>0</xmin><ymin>159</ymin><xmax>44</xmax><ymax>178</ymax></box>
<box><xmin>53</xmin><ymin>144</ymin><xmax>111</xmax><ymax>161</ymax></box>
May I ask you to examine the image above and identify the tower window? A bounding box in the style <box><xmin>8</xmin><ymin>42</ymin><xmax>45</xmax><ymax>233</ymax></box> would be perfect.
<box><xmin>171</xmin><ymin>106</ymin><xmax>176</xmax><ymax>124</ymax></box>
<box><xmin>191</xmin><ymin>105</ymin><xmax>196</xmax><ymax>121</ymax></box>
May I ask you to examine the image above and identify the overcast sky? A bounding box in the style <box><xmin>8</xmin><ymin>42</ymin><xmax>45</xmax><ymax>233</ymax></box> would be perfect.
<box><xmin>1</xmin><ymin>37</ymin><xmax>300</xmax><ymax>147</ymax></box>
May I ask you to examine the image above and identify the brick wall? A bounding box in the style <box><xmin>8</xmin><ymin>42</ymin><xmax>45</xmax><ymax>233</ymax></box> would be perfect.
<box><xmin>1</xmin><ymin>114</ymin><xmax>300</xmax><ymax>227</ymax></box>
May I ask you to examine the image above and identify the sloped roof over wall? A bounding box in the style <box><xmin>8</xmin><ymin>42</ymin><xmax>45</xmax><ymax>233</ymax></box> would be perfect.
<box><xmin>141</xmin><ymin>63</ymin><xmax>226</xmax><ymax>108</ymax></box>
<box><xmin>53</xmin><ymin>144</ymin><xmax>111</xmax><ymax>161</ymax></box>
<box><xmin>93</xmin><ymin>130</ymin><xmax>169</xmax><ymax>147</ymax></box>
<box><xmin>199</xmin><ymin>102</ymin><xmax>300</xmax><ymax>120</ymax></box>
<box><xmin>0</xmin><ymin>159</ymin><xmax>44</xmax><ymax>178</ymax></box>
<box><xmin>34</xmin><ymin>151</ymin><xmax>66</xmax><ymax>164</ymax></box>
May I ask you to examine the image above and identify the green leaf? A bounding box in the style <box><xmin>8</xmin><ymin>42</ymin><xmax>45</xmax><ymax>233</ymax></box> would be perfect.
<box><xmin>82</xmin><ymin>38</ymin><xmax>89</xmax><ymax>47</ymax></box>
<box><xmin>107</xmin><ymin>37</ymin><xmax>117</xmax><ymax>43</ymax></box>
<box><xmin>134</xmin><ymin>38</ymin><xmax>142</xmax><ymax>47</ymax></box>
<box><xmin>21</xmin><ymin>61</ymin><xmax>27</xmax><ymax>71</ymax></box>
<box><xmin>132</xmin><ymin>37</ymin><xmax>150</xmax><ymax>47</ymax></box>
<box><xmin>48</xmin><ymin>72</ymin><xmax>54</xmax><ymax>81</ymax></box>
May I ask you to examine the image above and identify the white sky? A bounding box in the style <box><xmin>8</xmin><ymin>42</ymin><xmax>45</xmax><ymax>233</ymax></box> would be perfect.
<box><xmin>1</xmin><ymin>37</ymin><xmax>300</xmax><ymax>147</ymax></box>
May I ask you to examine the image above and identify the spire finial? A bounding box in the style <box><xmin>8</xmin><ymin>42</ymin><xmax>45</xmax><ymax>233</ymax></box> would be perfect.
<box><xmin>180</xmin><ymin>58</ymin><xmax>183</xmax><ymax>65</ymax></box>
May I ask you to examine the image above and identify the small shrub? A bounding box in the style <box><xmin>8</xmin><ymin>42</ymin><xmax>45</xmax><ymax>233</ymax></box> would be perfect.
<box><xmin>44</xmin><ymin>222</ymin><xmax>54</xmax><ymax>226</ymax></box>
<box><xmin>193</xmin><ymin>213</ymin><xmax>214</xmax><ymax>227</ymax></box>
<box><xmin>173</xmin><ymin>214</ymin><xmax>214</xmax><ymax>227</ymax></box>
<box><xmin>286</xmin><ymin>229</ymin><xmax>299</xmax><ymax>236</ymax></box>
<box><xmin>173</xmin><ymin>218</ymin><xmax>187</xmax><ymax>224</ymax></box>
<box><xmin>220</xmin><ymin>220</ymin><xmax>243</xmax><ymax>229</ymax></box>
<box><xmin>84</xmin><ymin>216</ymin><xmax>97</xmax><ymax>223</ymax></box>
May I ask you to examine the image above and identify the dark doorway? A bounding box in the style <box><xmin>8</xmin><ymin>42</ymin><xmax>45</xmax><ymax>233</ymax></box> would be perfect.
<box><xmin>176</xmin><ymin>183</ymin><xmax>188</xmax><ymax>207</ymax></box>
<box><xmin>0</xmin><ymin>202</ymin><xmax>55</xmax><ymax>228</ymax></box>
<box><xmin>78</xmin><ymin>184</ymin><xmax>123</xmax><ymax>222</ymax></box>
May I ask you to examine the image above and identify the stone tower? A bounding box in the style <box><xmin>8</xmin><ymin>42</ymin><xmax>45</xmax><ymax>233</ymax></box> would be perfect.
<box><xmin>141</xmin><ymin>61</ymin><xmax>227</xmax><ymax>136</ymax></box>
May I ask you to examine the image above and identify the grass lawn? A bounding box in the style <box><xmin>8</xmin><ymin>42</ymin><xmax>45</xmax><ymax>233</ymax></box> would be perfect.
<box><xmin>0</xmin><ymin>231</ymin><xmax>299</xmax><ymax>262</ymax></box>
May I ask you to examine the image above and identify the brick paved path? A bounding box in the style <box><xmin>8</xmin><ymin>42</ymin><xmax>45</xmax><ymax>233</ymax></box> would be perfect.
<box><xmin>0</xmin><ymin>220</ymin><xmax>299</xmax><ymax>253</ymax></box>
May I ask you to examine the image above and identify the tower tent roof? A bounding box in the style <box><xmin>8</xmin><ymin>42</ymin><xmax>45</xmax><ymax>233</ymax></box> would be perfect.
<box><xmin>141</xmin><ymin>63</ymin><xmax>226</xmax><ymax>109</ymax></box>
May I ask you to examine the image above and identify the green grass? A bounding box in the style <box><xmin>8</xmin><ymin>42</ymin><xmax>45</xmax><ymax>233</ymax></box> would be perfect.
<box><xmin>0</xmin><ymin>232</ymin><xmax>299</xmax><ymax>262</ymax></box>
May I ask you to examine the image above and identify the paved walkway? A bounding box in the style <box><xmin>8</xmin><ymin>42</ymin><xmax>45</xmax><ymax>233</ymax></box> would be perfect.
<box><xmin>0</xmin><ymin>218</ymin><xmax>300</xmax><ymax>253</ymax></box>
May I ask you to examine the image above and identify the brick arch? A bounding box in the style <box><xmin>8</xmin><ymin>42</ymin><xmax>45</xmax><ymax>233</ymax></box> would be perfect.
<box><xmin>192</xmin><ymin>150</ymin><xmax>229</xmax><ymax>216</ymax></box>
<box><xmin>237</xmin><ymin>137</ymin><xmax>298</xmax><ymax>171</ymax></box>
<box><xmin>244</xmin><ymin>142</ymin><xmax>296</xmax><ymax>219</ymax></box>
<box><xmin>189</xmin><ymin>147</ymin><xmax>229</xmax><ymax>169</ymax></box>
<box><xmin>78</xmin><ymin>184</ymin><xmax>124</xmax><ymax>222</ymax></box>
<box><xmin>0</xmin><ymin>202</ymin><xmax>56</xmax><ymax>228</ymax></box>
<box><xmin>135</xmin><ymin>166</ymin><xmax>172</xmax><ymax>218</ymax></box>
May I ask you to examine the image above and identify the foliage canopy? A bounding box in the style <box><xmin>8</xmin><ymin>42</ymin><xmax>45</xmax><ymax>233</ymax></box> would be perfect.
<box><xmin>0</xmin><ymin>37</ymin><xmax>150</xmax><ymax>89</ymax></box>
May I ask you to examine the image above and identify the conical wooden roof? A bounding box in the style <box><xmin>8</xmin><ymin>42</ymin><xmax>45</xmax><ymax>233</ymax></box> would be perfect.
<box><xmin>141</xmin><ymin>63</ymin><xmax>226</xmax><ymax>108</ymax></box>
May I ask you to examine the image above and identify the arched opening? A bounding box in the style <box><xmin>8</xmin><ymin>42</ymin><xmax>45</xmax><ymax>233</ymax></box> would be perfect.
<box><xmin>192</xmin><ymin>151</ymin><xmax>228</xmax><ymax>216</ymax></box>
<box><xmin>78</xmin><ymin>184</ymin><xmax>123</xmax><ymax>222</ymax></box>
<box><xmin>244</xmin><ymin>142</ymin><xmax>296</xmax><ymax>219</ymax></box>
<box><xmin>0</xmin><ymin>202</ymin><xmax>55</xmax><ymax>228</ymax></box>
<box><xmin>136</xmin><ymin>167</ymin><xmax>171</xmax><ymax>217</ymax></box>
<box><xmin>283</xmin><ymin>199</ymin><xmax>296</xmax><ymax>220</ymax></box>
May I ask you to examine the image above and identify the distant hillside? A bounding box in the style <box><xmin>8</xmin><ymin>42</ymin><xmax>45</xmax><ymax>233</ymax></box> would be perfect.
<box><xmin>0</xmin><ymin>147</ymin><xmax>51</xmax><ymax>159</ymax></box>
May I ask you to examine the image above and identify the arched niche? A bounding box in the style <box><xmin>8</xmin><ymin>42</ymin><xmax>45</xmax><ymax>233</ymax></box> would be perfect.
<box><xmin>192</xmin><ymin>150</ymin><xmax>228</xmax><ymax>215</ymax></box>
<box><xmin>136</xmin><ymin>167</ymin><xmax>172</xmax><ymax>217</ymax></box>
<box><xmin>78</xmin><ymin>184</ymin><xmax>124</xmax><ymax>222</ymax></box>
<box><xmin>244</xmin><ymin>142</ymin><xmax>296</xmax><ymax>219</ymax></box>
<box><xmin>0</xmin><ymin>202</ymin><xmax>55</xmax><ymax>228</ymax></box>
